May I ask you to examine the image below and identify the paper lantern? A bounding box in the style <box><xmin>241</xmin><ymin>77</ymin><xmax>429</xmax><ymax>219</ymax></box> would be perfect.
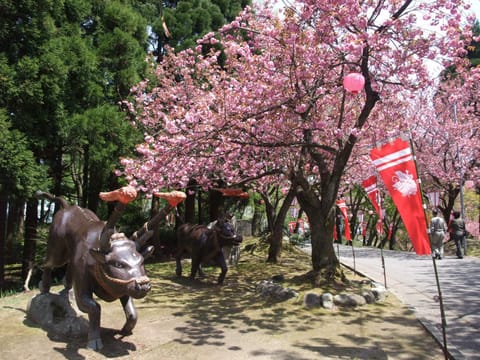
<box><xmin>343</xmin><ymin>72</ymin><xmax>365</xmax><ymax>94</ymax></box>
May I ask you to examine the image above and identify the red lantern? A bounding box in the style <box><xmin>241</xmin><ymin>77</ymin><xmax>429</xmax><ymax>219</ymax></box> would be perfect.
<box><xmin>343</xmin><ymin>72</ymin><xmax>365</xmax><ymax>94</ymax></box>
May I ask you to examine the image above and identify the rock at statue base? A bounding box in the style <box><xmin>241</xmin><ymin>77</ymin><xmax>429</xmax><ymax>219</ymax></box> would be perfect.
<box><xmin>26</xmin><ymin>292</ymin><xmax>89</xmax><ymax>338</ymax></box>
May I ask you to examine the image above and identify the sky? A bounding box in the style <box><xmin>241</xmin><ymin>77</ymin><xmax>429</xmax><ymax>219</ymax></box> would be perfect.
<box><xmin>469</xmin><ymin>0</ymin><xmax>480</xmax><ymax>20</ymax></box>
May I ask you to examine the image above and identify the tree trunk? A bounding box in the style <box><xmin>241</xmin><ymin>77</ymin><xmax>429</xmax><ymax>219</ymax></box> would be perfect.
<box><xmin>266</xmin><ymin>188</ymin><xmax>296</xmax><ymax>263</ymax></box>
<box><xmin>208</xmin><ymin>188</ymin><xmax>224</xmax><ymax>222</ymax></box>
<box><xmin>0</xmin><ymin>193</ymin><xmax>7</xmax><ymax>290</ymax></box>
<box><xmin>295</xmin><ymin>186</ymin><xmax>344</xmax><ymax>285</ymax></box>
<box><xmin>6</xmin><ymin>198</ymin><xmax>23</xmax><ymax>263</ymax></box>
<box><xmin>308</xmin><ymin>209</ymin><xmax>338</xmax><ymax>270</ymax></box>
<box><xmin>149</xmin><ymin>196</ymin><xmax>161</xmax><ymax>246</ymax></box>
<box><xmin>251</xmin><ymin>196</ymin><xmax>264</xmax><ymax>236</ymax></box>
<box><xmin>87</xmin><ymin>163</ymin><xmax>105</xmax><ymax>214</ymax></box>
<box><xmin>22</xmin><ymin>199</ymin><xmax>38</xmax><ymax>284</ymax></box>
<box><xmin>80</xmin><ymin>143</ymin><xmax>90</xmax><ymax>207</ymax></box>
<box><xmin>185</xmin><ymin>179</ymin><xmax>197</xmax><ymax>223</ymax></box>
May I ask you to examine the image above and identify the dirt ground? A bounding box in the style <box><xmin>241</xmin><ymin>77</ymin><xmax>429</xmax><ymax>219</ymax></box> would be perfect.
<box><xmin>0</xmin><ymin>248</ymin><xmax>446</xmax><ymax>360</ymax></box>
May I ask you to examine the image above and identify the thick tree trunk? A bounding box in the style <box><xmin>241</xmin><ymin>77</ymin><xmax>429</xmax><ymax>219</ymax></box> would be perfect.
<box><xmin>308</xmin><ymin>209</ymin><xmax>339</xmax><ymax>270</ymax></box>
<box><xmin>266</xmin><ymin>219</ymin><xmax>284</xmax><ymax>263</ymax></box>
<box><xmin>296</xmin><ymin>187</ymin><xmax>344</xmax><ymax>285</ymax></box>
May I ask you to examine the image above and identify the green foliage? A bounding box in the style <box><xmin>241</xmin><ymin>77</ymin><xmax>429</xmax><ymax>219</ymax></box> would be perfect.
<box><xmin>153</xmin><ymin>0</ymin><xmax>252</xmax><ymax>56</ymax></box>
<box><xmin>467</xmin><ymin>19</ymin><xmax>480</xmax><ymax>66</ymax></box>
<box><xmin>0</xmin><ymin>111</ymin><xmax>49</xmax><ymax>198</ymax></box>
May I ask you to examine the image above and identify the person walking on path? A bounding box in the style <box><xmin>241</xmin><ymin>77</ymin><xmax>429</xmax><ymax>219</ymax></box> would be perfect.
<box><xmin>448</xmin><ymin>210</ymin><xmax>466</xmax><ymax>259</ymax></box>
<box><xmin>429</xmin><ymin>209</ymin><xmax>447</xmax><ymax>259</ymax></box>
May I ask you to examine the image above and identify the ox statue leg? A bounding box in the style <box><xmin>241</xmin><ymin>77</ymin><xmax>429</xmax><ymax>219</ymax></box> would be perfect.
<box><xmin>59</xmin><ymin>266</ymin><xmax>74</xmax><ymax>302</ymax></box>
<box><xmin>214</xmin><ymin>252</ymin><xmax>228</xmax><ymax>285</ymax></box>
<box><xmin>119</xmin><ymin>295</ymin><xmax>137</xmax><ymax>335</ymax></box>
<box><xmin>190</xmin><ymin>254</ymin><xmax>201</xmax><ymax>280</ymax></box>
<box><xmin>74</xmin><ymin>287</ymin><xmax>103</xmax><ymax>350</ymax></box>
<box><xmin>175</xmin><ymin>254</ymin><xmax>183</xmax><ymax>277</ymax></box>
<box><xmin>197</xmin><ymin>264</ymin><xmax>206</xmax><ymax>277</ymax></box>
<box><xmin>40</xmin><ymin>267</ymin><xmax>52</xmax><ymax>293</ymax></box>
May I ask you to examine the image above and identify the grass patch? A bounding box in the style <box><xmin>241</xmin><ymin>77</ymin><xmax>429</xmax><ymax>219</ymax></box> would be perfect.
<box><xmin>145</xmin><ymin>236</ymin><xmax>371</xmax><ymax>308</ymax></box>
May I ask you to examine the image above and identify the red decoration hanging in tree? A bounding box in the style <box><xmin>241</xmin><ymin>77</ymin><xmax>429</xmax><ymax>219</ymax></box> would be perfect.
<box><xmin>343</xmin><ymin>73</ymin><xmax>365</xmax><ymax>94</ymax></box>
<box><xmin>213</xmin><ymin>188</ymin><xmax>249</xmax><ymax>198</ymax></box>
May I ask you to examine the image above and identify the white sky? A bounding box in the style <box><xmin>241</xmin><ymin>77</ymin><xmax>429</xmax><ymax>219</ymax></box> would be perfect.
<box><xmin>468</xmin><ymin>0</ymin><xmax>480</xmax><ymax>20</ymax></box>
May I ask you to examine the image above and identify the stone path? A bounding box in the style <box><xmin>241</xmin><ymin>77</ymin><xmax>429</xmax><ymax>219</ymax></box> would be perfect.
<box><xmin>335</xmin><ymin>244</ymin><xmax>480</xmax><ymax>360</ymax></box>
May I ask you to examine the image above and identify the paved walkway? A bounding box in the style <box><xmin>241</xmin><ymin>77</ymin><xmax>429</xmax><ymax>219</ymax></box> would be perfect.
<box><xmin>335</xmin><ymin>244</ymin><xmax>480</xmax><ymax>360</ymax></box>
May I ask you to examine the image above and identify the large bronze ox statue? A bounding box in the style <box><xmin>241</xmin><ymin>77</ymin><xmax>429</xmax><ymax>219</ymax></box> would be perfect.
<box><xmin>36</xmin><ymin>187</ymin><xmax>186</xmax><ymax>350</ymax></box>
<box><xmin>175</xmin><ymin>217</ymin><xmax>242</xmax><ymax>285</ymax></box>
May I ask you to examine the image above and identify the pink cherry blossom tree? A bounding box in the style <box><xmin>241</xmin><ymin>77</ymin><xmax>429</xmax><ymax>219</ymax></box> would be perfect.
<box><xmin>412</xmin><ymin>65</ymin><xmax>480</xmax><ymax>234</ymax></box>
<box><xmin>121</xmin><ymin>0</ymin><xmax>473</xmax><ymax>280</ymax></box>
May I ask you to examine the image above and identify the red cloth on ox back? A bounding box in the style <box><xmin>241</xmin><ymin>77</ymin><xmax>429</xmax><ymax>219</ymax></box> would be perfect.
<box><xmin>370</xmin><ymin>138</ymin><xmax>430</xmax><ymax>255</ymax></box>
<box><xmin>154</xmin><ymin>191</ymin><xmax>187</xmax><ymax>207</ymax></box>
<box><xmin>213</xmin><ymin>188</ymin><xmax>249</xmax><ymax>198</ymax></box>
<box><xmin>99</xmin><ymin>185</ymin><xmax>137</xmax><ymax>204</ymax></box>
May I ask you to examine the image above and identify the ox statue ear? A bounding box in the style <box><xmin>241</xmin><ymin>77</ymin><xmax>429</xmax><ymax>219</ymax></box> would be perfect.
<box><xmin>142</xmin><ymin>245</ymin><xmax>154</xmax><ymax>260</ymax></box>
<box><xmin>89</xmin><ymin>248</ymin><xmax>107</xmax><ymax>264</ymax></box>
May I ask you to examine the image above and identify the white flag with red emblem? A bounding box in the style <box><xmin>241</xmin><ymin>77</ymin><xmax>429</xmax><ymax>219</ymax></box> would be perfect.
<box><xmin>370</xmin><ymin>138</ymin><xmax>430</xmax><ymax>255</ymax></box>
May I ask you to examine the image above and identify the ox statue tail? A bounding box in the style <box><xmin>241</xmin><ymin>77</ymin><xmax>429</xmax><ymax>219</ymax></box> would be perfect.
<box><xmin>35</xmin><ymin>190</ymin><xmax>69</xmax><ymax>209</ymax></box>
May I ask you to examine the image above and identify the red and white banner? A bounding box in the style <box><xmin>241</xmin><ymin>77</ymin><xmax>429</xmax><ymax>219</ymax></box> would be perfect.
<box><xmin>427</xmin><ymin>191</ymin><xmax>440</xmax><ymax>208</ymax></box>
<box><xmin>370</xmin><ymin>138</ymin><xmax>430</xmax><ymax>255</ymax></box>
<box><xmin>362</xmin><ymin>175</ymin><xmax>384</xmax><ymax>234</ymax></box>
<box><xmin>336</xmin><ymin>199</ymin><xmax>352</xmax><ymax>241</ymax></box>
<box><xmin>362</xmin><ymin>175</ymin><xmax>382</xmax><ymax>217</ymax></box>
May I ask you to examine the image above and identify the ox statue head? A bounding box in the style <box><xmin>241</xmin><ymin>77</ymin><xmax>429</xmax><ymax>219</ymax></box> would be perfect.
<box><xmin>90</xmin><ymin>232</ymin><xmax>154</xmax><ymax>299</ymax></box>
<box><xmin>214</xmin><ymin>217</ymin><xmax>243</xmax><ymax>247</ymax></box>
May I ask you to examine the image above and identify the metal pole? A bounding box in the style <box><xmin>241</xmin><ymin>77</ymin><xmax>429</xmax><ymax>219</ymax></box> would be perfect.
<box><xmin>350</xmin><ymin>240</ymin><xmax>356</xmax><ymax>274</ymax></box>
<box><xmin>460</xmin><ymin>171</ymin><xmax>466</xmax><ymax>255</ymax></box>
<box><xmin>380</xmin><ymin>246</ymin><xmax>387</xmax><ymax>289</ymax></box>
<box><xmin>409</xmin><ymin>133</ymin><xmax>449</xmax><ymax>358</ymax></box>
<box><xmin>432</xmin><ymin>256</ymin><xmax>449</xmax><ymax>360</ymax></box>
<box><xmin>453</xmin><ymin>102</ymin><xmax>467</xmax><ymax>255</ymax></box>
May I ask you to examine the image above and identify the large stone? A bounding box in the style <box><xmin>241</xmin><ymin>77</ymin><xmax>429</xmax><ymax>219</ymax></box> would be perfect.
<box><xmin>303</xmin><ymin>292</ymin><xmax>321</xmax><ymax>308</ymax></box>
<box><xmin>362</xmin><ymin>290</ymin><xmax>376</xmax><ymax>304</ymax></box>
<box><xmin>333</xmin><ymin>293</ymin><xmax>367</xmax><ymax>307</ymax></box>
<box><xmin>371</xmin><ymin>282</ymin><xmax>388</xmax><ymax>302</ymax></box>
<box><xmin>256</xmin><ymin>280</ymin><xmax>298</xmax><ymax>301</ymax></box>
<box><xmin>321</xmin><ymin>293</ymin><xmax>334</xmax><ymax>309</ymax></box>
<box><xmin>26</xmin><ymin>292</ymin><xmax>88</xmax><ymax>338</ymax></box>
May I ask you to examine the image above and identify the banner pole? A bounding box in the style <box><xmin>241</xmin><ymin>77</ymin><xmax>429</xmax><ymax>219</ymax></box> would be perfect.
<box><xmin>432</xmin><ymin>255</ymin><xmax>449</xmax><ymax>359</ymax></box>
<box><xmin>408</xmin><ymin>134</ymin><xmax>448</xmax><ymax>359</ymax></box>
<box><xmin>380</xmin><ymin>245</ymin><xmax>387</xmax><ymax>289</ymax></box>
<box><xmin>350</xmin><ymin>238</ymin><xmax>356</xmax><ymax>274</ymax></box>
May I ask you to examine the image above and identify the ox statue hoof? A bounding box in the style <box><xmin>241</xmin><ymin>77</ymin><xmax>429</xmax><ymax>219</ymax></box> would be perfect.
<box><xmin>120</xmin><ymin>327</ymin><xmax>134</xmax><ymax>336</ymax></box>
<box><xmin>87</xmin><ymin>338</ymin><xmax>104</xmax><ymax>351</ymax></box>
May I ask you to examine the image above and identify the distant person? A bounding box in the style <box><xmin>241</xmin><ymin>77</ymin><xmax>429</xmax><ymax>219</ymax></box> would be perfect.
<box><xmin>448</xmin><ymin>210</ymin><xmax>466</xmax><ymax>259</ymax></box>
<box><xmin>429</xmin><ymin>209</ymin><xmax>447</xmax><ymax>259</ymax></box>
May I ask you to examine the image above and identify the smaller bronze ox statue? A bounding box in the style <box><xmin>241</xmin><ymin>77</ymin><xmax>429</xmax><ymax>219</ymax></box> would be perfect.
<box><xmin>36</xmin><ymin>187</ymin><xmax>186</xmax><ymax>350</ymax></box>
<box><xmin>175</xmin><ymin>217</ymin><xmax>243</xmax><ymax>285</ymax></box>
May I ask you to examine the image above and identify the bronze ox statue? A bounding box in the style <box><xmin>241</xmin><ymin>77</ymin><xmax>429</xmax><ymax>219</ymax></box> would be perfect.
<box><xmin>36</xmin><ymin>187</ymin><xmax>186</xmax><ymax>350</ymax></box>
<box><xmin>175</xmin><ymin>217</ymin><xmax>243</xmax><ymax>285</ymax></box>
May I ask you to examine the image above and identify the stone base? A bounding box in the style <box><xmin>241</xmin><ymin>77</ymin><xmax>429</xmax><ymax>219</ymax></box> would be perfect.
<box><xmin>26</xmin><ymin>292</ymin><xmax>89</xmax><ymax>338</ymax></box>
